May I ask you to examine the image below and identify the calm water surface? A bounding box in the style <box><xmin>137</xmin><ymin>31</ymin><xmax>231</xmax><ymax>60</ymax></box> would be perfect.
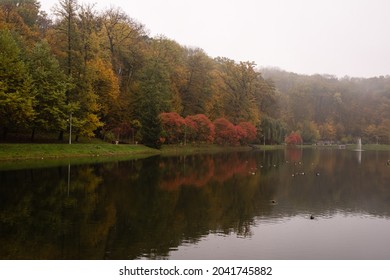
<box><xmin>1</xmin><ymin>148</ymin><xmax>390</xmax><ymax>259</ymax></box>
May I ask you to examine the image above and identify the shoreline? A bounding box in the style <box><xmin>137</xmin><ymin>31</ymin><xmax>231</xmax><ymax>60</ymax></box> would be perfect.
<box><xmin>1</xmin><ymin>143</ymin><xmax>389</xmax><ymax>162</ymax></box>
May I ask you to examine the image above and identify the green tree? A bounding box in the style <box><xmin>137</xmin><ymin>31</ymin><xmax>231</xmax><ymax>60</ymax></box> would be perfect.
<box><xmin>133</xmin><ymin>57</ymin><xmax>169</xmax><ymax>148</ymax></box>
<box><xmin>53</xmin><ymin>0</ymin><xmax>105</xmax><ymax>140</ymax></box>
<box><xmin>300</xmin><ymin>121</ymin><xmax>320</xmax><ymax>144</ymax></box>
<box><xmin>0</xmin><ymin>30</ymin><xmax>35</xmax><ymax>138</ymax></box>
<box><xmin>260</xmin><ymin>116</ymin><xmax>286</xmax><ymax>144</ymax></box>
<box><xmin>27</xmin><ymin>41</ymin><xmax>69</xmax><ymax>140</ymax></box>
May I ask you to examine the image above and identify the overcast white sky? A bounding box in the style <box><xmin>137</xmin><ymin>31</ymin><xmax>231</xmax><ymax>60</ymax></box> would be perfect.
<box><xmin>39</xmin><ymin>0</ymin><xmax>390</xmax><ymax>78</ymax></box>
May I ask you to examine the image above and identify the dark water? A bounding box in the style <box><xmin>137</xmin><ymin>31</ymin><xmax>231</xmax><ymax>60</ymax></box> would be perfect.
<box><xmin>1</xmin><ymin>148</ymin><xmax>390</xmax><ymax>260</ymax></box>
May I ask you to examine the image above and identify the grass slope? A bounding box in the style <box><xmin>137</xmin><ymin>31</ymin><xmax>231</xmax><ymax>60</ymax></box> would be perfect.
<box><xmin>0</xmin><ymin>143</ymin><xmax>159</xmax><ymax>161</ymax></box>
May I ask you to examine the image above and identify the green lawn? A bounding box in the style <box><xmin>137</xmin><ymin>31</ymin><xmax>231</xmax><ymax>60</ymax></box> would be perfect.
<box><xmin>359</xmin><ymin>144</ymin><xmax>390</xmax><ymax>151</ymax></box>
<box><xmin>0</xmin><ymin>143</ymin><xmax>263</xmax><ymax>161</ymax></box>
<box><xmin>0</xmin><ymin>143</ymin><xmax>159</xmax><ymax>161</ymax></box>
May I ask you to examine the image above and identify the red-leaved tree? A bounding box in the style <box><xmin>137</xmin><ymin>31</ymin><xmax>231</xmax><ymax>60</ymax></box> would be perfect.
<box><xmin>159</xmin><ymin>112</ymin><xmax>185</xmax><ymax>144</ymax></box>
<box><xmin>237</xmin><ymin>122</ymin><xmax>257</xmax><ymax>144</ymax></box>
<box><xmin>285</xmin><ymin>131</ymin><xmax>303</xmax><ymax>146</ymax></box>
<box><xmin>185</xmin><ymin>114</ymin><xmax>215</xmax><ymax>143</ymax></box>
<box><xmin>214</xmin><ymin>118</ymin><xmax>240</xmax><ymax>145</ymax></box>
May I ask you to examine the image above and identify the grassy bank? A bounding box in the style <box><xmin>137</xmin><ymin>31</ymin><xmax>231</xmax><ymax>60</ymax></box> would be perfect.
<box><xmin>0</xmin><ymin>143</ymin><xmax>160</xmax><ymax>161</ymax></box>
<box><xmin>0</xmin><ymin>143</ymin><xmax>283</xmax><ymax>162</ymax></box>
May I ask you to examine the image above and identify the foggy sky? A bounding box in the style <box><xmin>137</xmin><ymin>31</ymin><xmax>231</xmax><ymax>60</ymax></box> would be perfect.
<box><xmin>39</xmin><ymin>0</ymin><xmax>390</xmax><ymax>78</ymax></box>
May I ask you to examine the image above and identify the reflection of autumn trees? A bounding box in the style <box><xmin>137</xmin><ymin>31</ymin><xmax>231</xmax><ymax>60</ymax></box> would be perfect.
<box><xmin>159</xmin><ymin>153</ymin><xmax>258</xmax><ymax>190</ymax></box>
<box><xmin>159</xmin><ymin>156</ymin><xmax>215</xmax><ymax>190</ymax></box>
<box><xmin>271</xmin><ymin>149</ymin><xmax>390</xmax><ymax>218</ymax></box>
<box><xmin>0</xmin><ymin>153</ymin><xmax>281</xmax><ymax>259</ymax></box>
<box><xmin>2</xmin><ymin>150</ymin><xmax>390</xmax><ymax>259</ymax></box>
<box><xmin>0</xmin><ymin>165</ymin><xmax>114</xmax><ymax>259</ymax></box>
<box><xmin>100</xmin><ymin>153</ymin><xmax>270</xmax><ymax>259</ymax></box>
<box><xmin>285</xmin><ymin>147</ymin><xmax>303</xmax><ymax>162</ymax></box>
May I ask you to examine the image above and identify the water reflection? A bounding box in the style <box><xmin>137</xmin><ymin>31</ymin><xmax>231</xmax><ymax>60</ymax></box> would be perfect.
<box><xmin>1</xmin><ymin>149</ymin><xmax>390</xmax><ymax>259</ymax></box>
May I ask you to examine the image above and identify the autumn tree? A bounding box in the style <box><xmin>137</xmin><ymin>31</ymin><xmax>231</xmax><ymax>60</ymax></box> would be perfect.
<box><xmin>159</xmin><ymin>112</ymin><xmax>185</xmax><ymax>144</ymax></box>
<box><xmin>300</xmin><ymin>121</ymin><xmax>320</xmax><ymax>144</ymax></box>
<box><xmin>285</xmin><ymin>131</ymin><xmax>303</xmax><ymax>146</ymax></box>
<box><xmin>214</xmin><ymin>118</ymin><xmax>239</xmax><ymax>146</ymax></box>
<box><xmin>215</xmin><ymin>58</ymin><xmax>263</xmax><ymax>124</ymax></box>
<box><xmin>181</xmin><ymin>48</ymin><xmax>214</xmax><ymax>116</ymax></box>
<box><xmin>237</xmin><ymin>122</ymin><xmax>257</xmax><ymax>144</ymax></box>
<box><xmin>0</xmin><ymin>0</ymin><xmax>41</xmax><ymax>42</ymax></box>
<box><xmin>101</xmin><ymin>7</ymin><xmax>145</xmax><ymax>76</ymax></box>
<box><xmin>52</xmin><ymin>0</ymin><xmax>106</xmax><ymax>140</ymax></box>
<box><xmin>86</xmin><ymin>58</ymin><xmax>119</xmax><ymax>127</ymax></box>
<box><xmin>185</xmin><ymin>114</ymin><xmax>215</xmax><ymax>144</ymax></box>
<box><xmin>320</xmin><ymin>120</ymin><xmax>337</xmax><ymax>142</ymax></box>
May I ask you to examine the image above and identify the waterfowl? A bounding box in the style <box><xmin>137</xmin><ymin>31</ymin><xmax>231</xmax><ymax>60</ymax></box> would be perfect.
<box><xmin>387</xmin><ymin>160</ymin><xmax>390</xmax><ymax>166</ymax></box>
<box><xmin>316</xmin><ymin>172</ymin><xmax>320</xmax><ymax>176</ymax></box>
<box><xmin>310</xmin><ymin>215</ymin><xmax>315</xmax><ymax>220</ymax></box>
<box><xmin>271</xmin><ymin>200</ymin><xmax>277</xmax><ymax>204</ymax></box>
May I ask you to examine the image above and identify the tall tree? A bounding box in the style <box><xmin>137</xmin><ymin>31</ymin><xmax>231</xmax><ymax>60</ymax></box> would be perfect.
<box><xmin>53</xmin><ymin>0</ymin><xmax>79</xmax><ymax>76</ymax></box>
<box><xmin>101</xmin><ymin>7</ymin><xmax>145</xmax><ymax>80</ymax></box>
<box><xmin>27</xmin><ymin>41</ymin><xmax>69</xmax><ymax>140</ymax></box>
<box><xmin>181</xmin><ymin>48</ymin><xmax>214</xmax><ymax>116</ymax></box>
<box><xmin>215</xmin><ymin>58</ymin><xmax>262</xmax><ymax>124</ymax></box>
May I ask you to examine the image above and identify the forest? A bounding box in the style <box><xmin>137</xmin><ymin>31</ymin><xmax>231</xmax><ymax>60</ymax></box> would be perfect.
<box><xmin>1</xmin><ymin>0</ymin><xmax>390</xmax><ymax>147</ymax></box>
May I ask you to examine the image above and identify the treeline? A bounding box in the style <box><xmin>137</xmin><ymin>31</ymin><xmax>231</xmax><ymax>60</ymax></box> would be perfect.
<box><xmin>262</xmin><ymin>68</ymin><xmax>390</xmax><ymax>144</ymax></box>
<box><xmin>0</xmin><ymin>0</ymin><xmax>277</xmax><ymax>147</ymax></box>
<box><xmin>1</xmin><ymin>1</ymin><xmax>389</xmax><ymax>147</ymax></box>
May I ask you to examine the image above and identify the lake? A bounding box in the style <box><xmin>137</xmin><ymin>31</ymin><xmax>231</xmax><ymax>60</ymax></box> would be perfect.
<box><xmin>1</xmin><ymin>148</ymin><xmax>390</xmax><ymax>260</ymax></box>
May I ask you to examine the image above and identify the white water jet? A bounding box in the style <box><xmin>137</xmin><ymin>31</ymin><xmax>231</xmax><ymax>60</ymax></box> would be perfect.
<box><xmin>355</xmin><ymin>137</ymin><xmax>364</xmax><ymax>151</ymax></box>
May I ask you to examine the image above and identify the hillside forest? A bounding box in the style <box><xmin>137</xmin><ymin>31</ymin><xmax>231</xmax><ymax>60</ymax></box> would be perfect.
<box><xmin>1</xmin><ymin>0</ymin><xmax>390</xmax><ymax>147</ymax></box>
